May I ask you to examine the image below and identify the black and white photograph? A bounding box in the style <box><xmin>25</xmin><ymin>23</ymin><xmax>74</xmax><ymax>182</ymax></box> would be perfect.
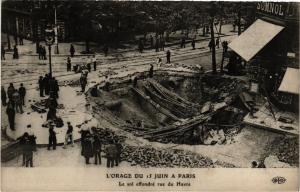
<box><xmin>1</xmin><ymin>1</ymin><xmax>299</xmax><ymax>191</ymax></box>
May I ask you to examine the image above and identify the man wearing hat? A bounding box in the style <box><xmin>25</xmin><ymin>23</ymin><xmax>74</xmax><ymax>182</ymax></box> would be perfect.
<box><xmin>18</xmin><ymin>131</ymin><xmax>35</xmax><ymax>167</ymax></box>
<box><xmin>81</xmin><ymin>132</ymin><xmax>94</xmax><ymax>164</ymax></box>
<box><xmin>63</xmin><ymin>122</ymin><xmax>74</xmax><ymax>149</ymax></box>
<box><xmin>48</xmin><ymin>124</ymin><xmax>57</xmax><ymax>150</ymax></box>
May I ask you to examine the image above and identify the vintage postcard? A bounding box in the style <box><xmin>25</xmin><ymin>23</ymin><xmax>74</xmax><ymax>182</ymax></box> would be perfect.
<box><xmin>1</xmin><ymin>1</ymin><xmax>299</xmax><ymax>191</ymax></box>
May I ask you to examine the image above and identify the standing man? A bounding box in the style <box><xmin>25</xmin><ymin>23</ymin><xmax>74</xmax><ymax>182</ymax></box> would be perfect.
<box><xmin>67</xmin><ymin>57</ymin><xmax>71</xmax><ymax>71</ymax></box>
<box><xmin>150</xmin><ymin>35</ymin><xmax>153</xmax><ymax>49</ymax></box>
<box><xmin>6</xmin><ymin>100</ymin><xmax>15</xmax><ymax>130</ymax></box>
<box><xmin>63</xmin><ymin>122</ymin><xmax>74</xmax><ymax>149</ymax></box>
<box><xmin>105</xmin><ymin>140</ymin><xmax>117</xmax><ymax>168</ymax></box>
<box><xmin>80</xmin><ymin>75</ymin><xmax>87</xmax><ymax>92</ymax></box>
<box><xmin>13</xmin><ymin>45</ymin><xmax>19</xmax><ymax>59</ymax></box>
<box><xmin>181</xmin><ymin>36</ymin><xmax>186</xmax><ymax>48</ymax></box>
<box><xmin>160</xmin><ymin>37</ymin><xmax>165</xmax><ymax>51</ymax></box>
<box><xmin>18</xmin><ymin>83</ymin><xmax>26</xmax><ymax>106</ymax></box>
<box><xmin>38</xmin><ymin>45</ymin><xmax>43</xmax><ymax>60</ymax></box>
<box><xmin>216</xmin><ymin>37</ymin><xmax>220</xmax><ymax>49</ymax></box>
<box><xmin>70</xmin><ymin>44</ymin><xmax>75</xmax><ymax>57</ymax></box>
<box><xmin>92</xmin><ymin>129</ymin><xmax>102</xmax><ymax>165</ymax></box>
<box><xmin>7</xmin><ymin>83</ymin><xmax>15</xmax><ymax>100</ymax></box>
<box><xmin>38</xmin><ymin>76</ymin><xmax>45</xmax><ymax>97</ymax></box>
<box><xmin>1</xmin><ymin>44</ymin><xmax>5</xmax><ymax>60</ymax></box>
<box><xmin>92</xmin><ymin>55</ymin><xmax>97</xmax><ymax>71</ymax></box>
<box><xmin>19</xmin><ymin>132</ymin><xmax>34</xmax><ymax>167</ymax></box>
<box><xmin>43</xmin><ymin>74</ymin><xmax>50</xmax><ymax>96</ymax></box>
<box><xmin>48</xmin><ymin>124</ymin><xmax>57</xmax><ymax>150</ymax></box>
<box><xmin>166</xmin><ymin>50</ymin><xmax>171</xmax><ymax>64</ymax></box>
<box><xmin>2</xmin><ymin>86</ymin><xmax>7</xmax><ymax>106</ymax></box>
<box><xmin>12</xmin><ymin>89</ymin><xmax>23</xmax><ymax>113</ymax></box>
<box><xmin>191</xmin><ymin>38</ymin><xmax>196</xmax><ymax>50</ymax></box>
<box><xmin>42</xmin><ymin>46</ymin><xmax>47</xmax><ymax>60</ymax></box>
<box><xmin>208</xmin><ymin>40</ymin><xmax>213</xmax><ymax>51</ymax></box>
<box><xmin>115</xmin><ymin>139</ymin><xmax>122</xmax><ymax>166</ymax></box>
<box><xmin>81</xmin><ymin>132</ymin><xmax>94</xmax><ymax>164</ymax></box>
<box><xmin>149</xmin><ymin>64</ymin><xmax>154</xmax><ymax>78</ymax></box>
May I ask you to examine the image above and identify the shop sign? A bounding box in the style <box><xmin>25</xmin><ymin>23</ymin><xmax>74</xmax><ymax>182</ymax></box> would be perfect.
<box><xmin>256</xmin><ymin>2</ymin><xmax>286</xmax><ymax>18</ymax></box>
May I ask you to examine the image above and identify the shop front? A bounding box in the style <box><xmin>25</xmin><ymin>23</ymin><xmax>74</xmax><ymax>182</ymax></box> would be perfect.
<box><xmin>228</xmin><ymin>2</ymin><xmax>299</xmax><ymax>112</ymax></box>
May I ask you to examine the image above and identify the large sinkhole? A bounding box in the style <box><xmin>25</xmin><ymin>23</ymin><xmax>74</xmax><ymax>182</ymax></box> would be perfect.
<box><xmin>88</xmin><ymin>73</ymin><xmax>247</xmax><ymax>145</ymax></box>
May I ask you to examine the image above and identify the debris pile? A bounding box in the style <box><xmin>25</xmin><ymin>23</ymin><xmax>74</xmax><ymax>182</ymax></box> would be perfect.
<box><xmin>267</xmin><ymin>136</ymin><xmax>299</xmax><ymax>166</ymax></box>
<box><xmin>121</xmin><ymin>145</ymin><xmax>236</xmax><ymax>168</ymax></box>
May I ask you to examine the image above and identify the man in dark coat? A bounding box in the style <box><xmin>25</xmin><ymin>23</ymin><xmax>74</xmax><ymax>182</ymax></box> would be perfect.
<box><xmin>93</xmin><ymin>133</ymin><xmax>102</xmax><ymax>165</ymax></box>
<box><xmin>13</xmin><ymin>45</ymin><xmax>19</xmax><ymax>59</ymax></box>
<box><xmin>2</xmin><ymin>86</ymin><xmax>7</xmax><ymax>106</ymax></box>
<box><xmin>115</xmin><ymin>140</ymin><xmax>122</xmax><ymax>166</ymax></box>
<box><xmin>216</xmin><ymin>37</ymin><xmax>220</xmax><ymax>48</ymax></box>
<box><xmin>81</xmin><ymin>133</ymin><xmax>94</xmax><ymax>164</ymax></box>
<box><xmin>208</xmin><ymin>40</ymin><xmax>213</xmax><ymax>51</ymax></box>
<box><xmin>181</xmin><ymin>37</ymin><xmax>186</xmax><ymax>48</ymax></box>
<box><xmin>106</xmin><ymin>141</ymin><xmax>118</xmax><ymax>168</ymax></box>
<box><xmin>149</xmin><ymin>64</ymin><xmax>154</xmax><ymax>78</ymax></box>
<box><xmin>38</xmin><ymin>76</ymin><xmax>44</xmax><ymax>97</ymax></box>
<box><xmin>166</xmin><ymin>50</ymin><xmax>171</xmax><ymax>64</ymax></box>
<box><xmin>7</xmin><ymin>83</ymin><xmax>15</xmax><ymax>100</ymax></box>
<box><xmin>67</xmin><ymin>57</ymin><xmax>71</xmax><ymax>71</ymax></box>
<box><xmin>18</xmin><ymin>83</ymin><xmax>26</xmax><ymax>106</ymax></box>
<box><xmin>80</xmin><ymin>75</ymin><xmax>87</xmax><ymax>92</ymax></box>
<box><xmin>12</xmin><ymin>89</ymin><xmax>23</xmax><ymax>113</ymax></box>
<box><xmin>42</xmin><ymin>46</ymin><xmax>47</xmax><ymax>60</ymax></box>
<box><xmin>38</xmin><ymin>45</ymin><xmax>43</xmax><ymax>60</ymax></box>
<box><xmin>6</xmin><ymin>100</ymin><xmax>15</xmax><ymax>130</ymax></box>
<box><xmin>46</xmin><ymin>96</ymin><xmax>58</xmax><ymax>120</ymax></box>
<box><xmin>150</xmin><ymin>35</ymin><xmax>153</xmax><ymax>49</ymax></box>
<box><xmin>192</xmin><ymin>39</ymin><xmax>196</xmax><ymax>50</ymax></box>
<box><xmin>43</xmin><ymin>74</ymin><xmax>50</xmax><ymax>95</ymax></box>
<box><xmin>19</xmin><ymin>132</ymin><xmax>34</xmax><ymax>167</ymax></box>
<box><xmin>48</xmin><ymin>125</ymin><xmax>57</xmax><ymax>150</ymax></box>
<box><xmin>70</xmin><ymin>44</ymin><xmax>75</xmax><ymax>57</ymax></box>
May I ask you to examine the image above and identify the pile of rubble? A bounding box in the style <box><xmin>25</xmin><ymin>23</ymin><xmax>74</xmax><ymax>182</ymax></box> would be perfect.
<box><xmin>121</xmin><ymin>145</ymin><xmax>235</xmax><ymax>168</ymax></box>
<box><xmin>267</xmin><ymin>136</ymin><xmax>299</xmax><ymax>166</ymax></box>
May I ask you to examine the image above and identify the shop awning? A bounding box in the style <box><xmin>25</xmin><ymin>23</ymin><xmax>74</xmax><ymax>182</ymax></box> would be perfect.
<box><xmin>228</xmin><ymin>19</ymin><xmax>284</xmax><ymax>61</ymax></box>
<box><xmin>278</xmin><ymin>68</ymin><xmax>299</xmax><ymax>94</ymax></box>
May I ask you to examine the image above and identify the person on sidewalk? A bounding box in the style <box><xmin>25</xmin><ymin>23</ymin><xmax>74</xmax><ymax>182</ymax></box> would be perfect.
<box><xmin>92</xmin><ymin>129</ymin><xmax>102</xmax><ymax>165</ymax></box>
<box><xmin>208</xmin><ymin>40</ymin><xmax>213</xmax><ymax>52</ymax></box>
<box><xmin>43</xmin><ymin>74</ymin><xmax>50</xmax><ymax>95</ymax></box>
<box><xmin>38</xmin><ymin>45</ymin><xmax>43</xmax><ymax>60</ymax></box>
<box><xmin>63</xmin><ymin>122</ymin><xmax>74</xmax><ymax>149</ymax></box>
<box><xmin>192</xmin><ymin>38</ymin><xmax>196</xmax><ymax>50</ymax></box>
<box><xmin>38</xmin><ymin>76</ymin><xmax>45</xmax><ymax>97</ymax></box>
<box><xmin>81</xmin><ymin>132</ymin><xmax>94</xmax><ymax>164</ymax></box>
<box><xmin>92</xmin><ymin>55</ymin><xmax>97</xmax><ymax>71</ymax></box>
<box><xmin>7</xmin><ymin>83</ymin><xmax>15</xmax><ymax>100</ymax></box>
<box><xmin>215</xmin><ymin>37</ymin><xmax>220</xmax><ymax>48</ymax></box>
<box><xmin>43</xmin><ymin>46</ymin><xmax>47</xmax><ymax>60</ymax></box>
<box><xmin>2</xmin><ymin>86</ymin><xmax>7</xmax><ymax>106</ymax></box>
<box><xmin>1</xmin><ymin>44</ymin><xmax>5</xmax><ymax>60</ymax></box>
<box><xmin>48</xmin><ymin>124</ymin><xmax>57</xmax><ymax>150</ymax></box>
<box><xmin>150</xmin><ymin>35</ymin><xmax>153</xmax><ymax>49</ymax></box>
<box><xmin>70</xmin><ymin>44</ymin><xmax>75</xmax><ymax>57</ymax></box>
<box><xmin>19</xmin><ymin>83</ymin><xmax>26</xmax><ymax>106</ymax></box>
<box><xmin>149</xmin><ymin>64</ymin><xmax>154</xmax><ymax>78</ymax></box>
<box><xmin>115</xmin><ymin>139</ymin><xmax>122</xmax><ymax>166</ymax></box>
<box><xmin>166</xmin><ymin>50</ymin><xmax>171</xmax><ymax>64</ymax></box>
<box><xmin>67</xmin><ymin>57</ymin><xmax>72</xmax><ymax>71</ymax></box>
<box><xmin>6</xmin><ymin>100</ymin><xmax>15</xmax><ymax>130</ymax></box>
<box><xmin>13</xmin><ymin>45</ymin><xmax>19</xmax><ymax>59</ymax></box>
<box><xmin>80</xmin><ymin>75</ymin><xmax>87</xmax><ymax>92</ymax></box>
<box><xmin>12</xmin><ymin>89</ymin><xmax>23</xmax><ymax>114</ymax></box>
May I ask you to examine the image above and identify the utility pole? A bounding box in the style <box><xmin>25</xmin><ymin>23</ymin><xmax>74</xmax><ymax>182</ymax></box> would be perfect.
<box><xmin>54</xmin><ymin>5</ymin><xmax>59</xmax><ymax>54</ymax></box>
<box><xmin>209</xmin><ymin>3</ymin><xmax>217</xmax><ymax>74</ymax></box>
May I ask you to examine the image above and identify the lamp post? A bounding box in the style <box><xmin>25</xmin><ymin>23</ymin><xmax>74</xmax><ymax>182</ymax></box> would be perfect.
<box><xmin>45</xmin><ymin>24</ymin><xmax>55</xmax><ymax>78</ymax></box>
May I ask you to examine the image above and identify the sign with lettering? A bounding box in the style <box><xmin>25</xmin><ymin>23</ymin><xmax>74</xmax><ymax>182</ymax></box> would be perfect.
<box><xmin>256</xmin><ymin>2</ymin><xmax>287</xmax><ymax>18</ymax></box>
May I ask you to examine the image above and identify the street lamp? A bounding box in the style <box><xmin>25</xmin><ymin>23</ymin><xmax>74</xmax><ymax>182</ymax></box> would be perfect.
<box><xmin>45</xmin><ymin>24</ymin><xmax>55</xmax><ymax>78</ymax></box>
